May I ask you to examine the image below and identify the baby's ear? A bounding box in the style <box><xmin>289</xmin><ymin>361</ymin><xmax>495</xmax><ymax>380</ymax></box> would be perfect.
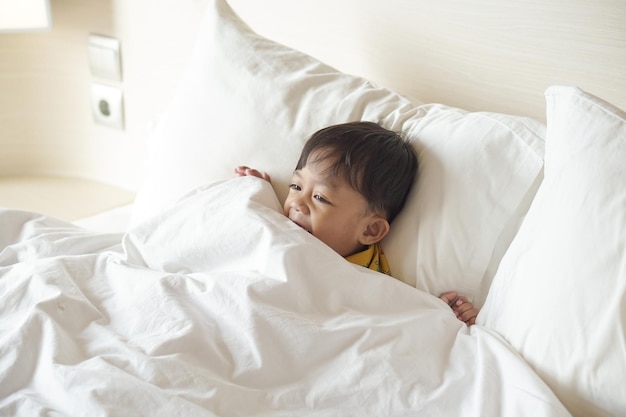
<box><xmin>359</xmin><ymin>216</ymin><xmax>390</xmax><ymax>245</ymax></box>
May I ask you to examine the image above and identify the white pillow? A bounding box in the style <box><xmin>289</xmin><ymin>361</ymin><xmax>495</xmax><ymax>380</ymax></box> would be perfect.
<box><xmin>478</xmin><ymin>86</ymin><xmax>626</xmax><ymax>416</ymax></box>
<box><xmin>130</xmin><ymin>0</ymin><xmax>545</xmax><ymax>305</ymax></box>
<box><xmin>384</xmin><ymin>106</ymin><xmax>544</xmax><ymax>306</ymax></box>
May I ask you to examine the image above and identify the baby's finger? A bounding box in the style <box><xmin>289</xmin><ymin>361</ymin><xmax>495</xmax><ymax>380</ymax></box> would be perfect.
<box><xmin>234</xmin><ymin>166</ymin><xmax>250</xmax><ymax>175</ymax></box>
<box><xmin>453</xmin><ymin>301</ymin><xmax>474</xmax><ymax>314</ymax></box>
<box><xmin>238</xmin><ymin>167</ymin><xmax>264</xmax><ymax>179</ymax></box>
<box><xmin>459</xmin><ymin>307</ymin><xmax>479</xmax><ymax>325</ymax></box>
<box><xmin>244</xmin><ymin>168</ymin><xmax>271</xmax><ymax>183</ymax></box>
<box><xmin>439</xmin><ymin>291</ymin><xmax>458</xmax><ymax>306</ymax></box>
<box><xmin>453</xmin><ymin>295</ymin><xmax>472</xmax><ymax>306</ymax></box>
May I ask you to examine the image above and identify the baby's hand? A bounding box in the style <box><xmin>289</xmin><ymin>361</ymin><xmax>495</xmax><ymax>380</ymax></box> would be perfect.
<box><xmin>439</xmin><ymin>291</ymin><xmax>479</xmax><ymax>327</ymax></box>
<box><xmin>234</xmin><ymin>166</ymin><xmax>271</xmax><ymax>183</ymax></box>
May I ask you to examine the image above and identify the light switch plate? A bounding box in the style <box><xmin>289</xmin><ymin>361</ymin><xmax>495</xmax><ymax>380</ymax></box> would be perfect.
<box><xmin>90</xmin><ymin>83</ymin><xmax>124</xmax><ymax>130</ymax></box>
<box><xmin>88</xmin><ymin>34</ymin><xmax>122</xmax><ymax>81</ymax></box>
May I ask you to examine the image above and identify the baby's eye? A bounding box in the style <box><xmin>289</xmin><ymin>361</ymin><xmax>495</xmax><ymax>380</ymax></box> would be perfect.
<box><xmin>314</xmin><ymin>194</ymin><xmax>330</xmax><ymax>204</ymax></box>
<box><xmin>289</xmin><ymin>183</ymin><xmax>301</xmax><ymax>191</ymax></box>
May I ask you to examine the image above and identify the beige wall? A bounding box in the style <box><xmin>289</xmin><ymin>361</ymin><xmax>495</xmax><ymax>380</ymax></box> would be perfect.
<box><xmin>1</xmin><ymin>0</ymin><xmax>624</xmax><ymax>192</ymax></box>
<box><xmin>229</xmin><ymin>0</ymin><xmax>626</xmax><ymax>120</ymax></box>
<box><xmin>0</xmin><ymin>0</ymin><xmax>119</xmax><ymax>183</ymax></box>
<box><xmin>0</xmin><ymin>0</ymin><xmax>207</xmax><ymax>191</ymax></box>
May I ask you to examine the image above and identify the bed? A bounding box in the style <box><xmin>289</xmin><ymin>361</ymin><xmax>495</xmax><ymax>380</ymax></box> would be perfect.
<box><xmin>2</xmin><ymin>0</ymin><xmax>625</xmax><ymax>415</ymax></box>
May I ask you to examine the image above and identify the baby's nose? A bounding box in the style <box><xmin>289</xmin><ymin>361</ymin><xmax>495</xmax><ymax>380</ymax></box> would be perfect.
<box><xmin>289</xmin><ymin>195</ymin><xmax>310</xmax><ymax>215</ymax></box>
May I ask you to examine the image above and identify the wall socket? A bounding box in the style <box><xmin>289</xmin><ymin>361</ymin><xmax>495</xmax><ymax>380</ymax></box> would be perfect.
<box><xmin>90</xmin><ymin>83</ymin><xmax>124</xmax><ymax>129</ymax></box>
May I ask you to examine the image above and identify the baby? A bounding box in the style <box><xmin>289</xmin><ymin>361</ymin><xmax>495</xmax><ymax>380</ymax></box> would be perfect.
<box><xmin>236</xmin><ymin>121</ymin><xmax>478</xmax><ymax>326</ymax></box>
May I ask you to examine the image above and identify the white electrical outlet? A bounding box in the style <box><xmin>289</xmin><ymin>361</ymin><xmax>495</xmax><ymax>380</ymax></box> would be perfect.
<box><xmin>90</xmin><ymin>83</ymin><xmax>124</xmax><ymax>129</ymax></box>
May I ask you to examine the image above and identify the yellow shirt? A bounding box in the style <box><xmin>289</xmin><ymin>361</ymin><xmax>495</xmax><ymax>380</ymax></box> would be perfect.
<box><xmin>345</xmin><ymin>242</ymin><xmax>391</xmax><ymax>275</ymax></box>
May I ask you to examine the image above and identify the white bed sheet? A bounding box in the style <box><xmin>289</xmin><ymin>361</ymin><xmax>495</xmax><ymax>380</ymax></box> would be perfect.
<box><xmin>73</xmin><ymin>203</ymin><xmax>133</xmax><ymax>233</ymax></box>
<box><xmin>0</xmin><ymin>177</ymin><xmax>570</xmax><ymax>416</ymax></box>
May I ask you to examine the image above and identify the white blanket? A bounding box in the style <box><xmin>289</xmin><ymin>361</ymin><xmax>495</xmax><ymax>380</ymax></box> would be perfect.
<box><xmin>0</xmin><ymin>177</ymin><xmax>570</xmax><ymax>416</ymax></box>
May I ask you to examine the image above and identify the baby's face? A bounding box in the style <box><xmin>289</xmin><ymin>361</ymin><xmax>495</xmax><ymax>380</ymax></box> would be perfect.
<box><xmin>283</xmin><ymin>158</ymin><xmax>375</xmax><ymax>257</ymax></box>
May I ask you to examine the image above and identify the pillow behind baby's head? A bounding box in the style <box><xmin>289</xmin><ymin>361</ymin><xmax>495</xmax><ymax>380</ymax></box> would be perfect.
<box><xmin>131</xmin><ymin>0</ymin><xmax>545</xmax><ymax>307</ymax></box>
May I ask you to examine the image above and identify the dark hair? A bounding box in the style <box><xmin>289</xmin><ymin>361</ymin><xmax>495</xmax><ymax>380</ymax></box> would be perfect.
<box><xmin>295</xmin><ymin>121</ymin><xmax>418</xmax><ymax>223</ymax></box>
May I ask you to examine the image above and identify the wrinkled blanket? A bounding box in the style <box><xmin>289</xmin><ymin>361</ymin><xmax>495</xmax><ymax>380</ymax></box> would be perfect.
<box><xmin>0</xmin><ymin>177</ymin><xmax>569</xmax><ymax>416</ymax></box>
